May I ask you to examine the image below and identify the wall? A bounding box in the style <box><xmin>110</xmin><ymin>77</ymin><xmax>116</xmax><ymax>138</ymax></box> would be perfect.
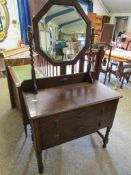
<box><xmin>110</xmin><ymin>13</ymin><xmax>131</xmax><ymax>32</ymax></box>
<box><xmin>0</xmin><ymin>0</ymin><xmax>20</xmax><ymax>50</ymax></box>
<box><xmin>93</xmin><ymin>0</ymin><xmax>109</xmax><ymax>16</ymax></box>
<box><xmin>93</xmin><ymin>1</ymin><xmax>131</xmax><ymax>33</ymax></box>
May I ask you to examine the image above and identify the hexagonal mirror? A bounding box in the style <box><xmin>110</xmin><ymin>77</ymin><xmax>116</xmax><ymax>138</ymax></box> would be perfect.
<box><xmin>33</xmin><ymin>1</ymin><xmax>91</xmax><ymax>64</ymax></box>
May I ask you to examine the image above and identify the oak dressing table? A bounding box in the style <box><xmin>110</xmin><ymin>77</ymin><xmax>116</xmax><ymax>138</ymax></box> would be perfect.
<box><xmin>20</xmin><ymin>0</ymin><xmax>121</xmax><ymax>173</ymax></box>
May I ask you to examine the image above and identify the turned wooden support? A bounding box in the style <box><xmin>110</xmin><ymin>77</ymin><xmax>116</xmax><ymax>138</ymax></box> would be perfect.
<box><xmin>103</xmin><ymin>127</ymin><xmax>110</xmax><ymax>148</ymax></box>
<box><xmin>28</xmin><ymin>26</ymin><xmax>38</xmax><ymax>94</ymax></box>
<box><xmin>86</xmin><ymin>28</ymin><xmax>94</xmax><ymax>83</ymax></box>
<box><xmin>36</xmin><ymin>152</ymin><xmax>44</xmax><ymax>174</ymax></box>
<box><xmin>97</xmin><ymin>126</ymin><xmax>111</xmax><ymax>148</ymax></box>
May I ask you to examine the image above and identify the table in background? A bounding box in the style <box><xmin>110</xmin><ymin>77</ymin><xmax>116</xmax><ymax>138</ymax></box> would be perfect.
<box><xmin>105</xmin><ymin>49</ymin><xmax>131</xmax><ymax>89</ymax></box>
<box><xmin>4</xmin><ymin>46</ymin><xmax>38</xmax><ymax>67</ymax></box>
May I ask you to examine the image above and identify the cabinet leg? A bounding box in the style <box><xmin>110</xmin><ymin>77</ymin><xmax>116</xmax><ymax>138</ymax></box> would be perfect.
<box><xmin>24</xmin><ymin>125</ymin><xmax>27</xmax><ymax>138</ymax></box>
<box><xmin>103</xmin><ymin>127</ymin><xmax>110</xmax><ymax>148</ymax></box>
<box><xmin>30</xmin><ymin>125</ymin><xmax>34</xmax><ymax>144</ymax></box>
<box><xmin>36</xmin><ymin>152</ymin><xmax>44</xmax><ymax>174</ymax></box>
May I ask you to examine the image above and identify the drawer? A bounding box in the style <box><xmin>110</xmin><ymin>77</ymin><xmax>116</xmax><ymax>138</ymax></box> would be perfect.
<box><xmin>39</xmin><ymin>101</ymin><xmax>115</xmax><ymax>149</ymax></box>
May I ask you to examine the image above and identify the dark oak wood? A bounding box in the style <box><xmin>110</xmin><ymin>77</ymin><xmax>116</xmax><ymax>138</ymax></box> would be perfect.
<box><xmin>7</xmin><ymin>47</ymin><xmax>102</xmax><ymax>109</ymax></box>
<box><xmin>7</xmin><ymin>48</ymin><xmax>102</xmax><ymax>139</ymax></box>
<box><xmin>30</xmin><ymin>0</ymin><xmax>47</xmax><ymax>19</ymax></box>
<box><xmin>100</xmin><ymin>24</ymin><xmax>114</xmax><ymax>44</ymax></box>
<box><xmin>28</xmin><ymin>26</ymin><xmax>38</xmax><ymax>93</ymax></box>
<box><xmin>102</xmin><ymin>16</ymin><xmax>110</xmax><ymax>28</ymax></box>
<box><xmin>21</xmin><ymin>79</ymin><xmax>121</xmax><ymax>173</ymax></box>
<box><xmin>7</xmin><ymin>2</ymin><xmax>121</xmax><ymax>173</ymax></box>
<box><xmin>23</xmin><ymin>81</ymin><xmax>120</xmax><ymax>120</ymax></box>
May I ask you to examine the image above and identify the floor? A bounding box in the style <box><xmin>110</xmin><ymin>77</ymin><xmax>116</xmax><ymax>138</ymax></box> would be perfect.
<box><xmin>0</xmin><ymin>76</ymin><xmax>131</xmax><ymax>175</ymax></box>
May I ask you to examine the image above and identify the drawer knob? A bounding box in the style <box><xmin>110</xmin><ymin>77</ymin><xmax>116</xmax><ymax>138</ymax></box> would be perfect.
<box><xmin>98</xmin><ymin>122</ymin><xmax>101</xmax><ymax>127</ymax></box>
<box><xmin>100</xmin><ymin>108</ymin><xmax>104</xmax><ymax>113</ymax></box>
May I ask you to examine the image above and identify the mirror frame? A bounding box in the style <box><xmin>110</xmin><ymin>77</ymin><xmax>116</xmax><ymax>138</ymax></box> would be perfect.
<box><xmin>32</xmin><ymin>0</ymin><xmax>91</xmax><ymax>66</ymax></box>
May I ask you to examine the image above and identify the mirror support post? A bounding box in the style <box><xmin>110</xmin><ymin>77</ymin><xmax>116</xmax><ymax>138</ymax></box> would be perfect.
<box><xmin>28</xmin><ymin>26</ymin><xmax>38</xmax><ymax>94</ymax></box>
<box><xmin>86</xmin><ymin>28</ymin><xmax>94</xmax><ymax>83</ymax></box>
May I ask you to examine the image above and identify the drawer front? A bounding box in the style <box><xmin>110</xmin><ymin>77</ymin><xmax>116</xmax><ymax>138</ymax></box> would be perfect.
<box><xmin>39</xmin><ymin>101</ymin><xmax>115</xmax><ymax>149</ymax></box>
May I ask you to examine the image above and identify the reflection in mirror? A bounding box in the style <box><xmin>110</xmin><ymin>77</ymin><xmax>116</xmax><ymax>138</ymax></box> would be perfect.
<box><xmin>38</xmin><ymin>5</ymin><xmax>87</xmax><ymax>62</ymax></box>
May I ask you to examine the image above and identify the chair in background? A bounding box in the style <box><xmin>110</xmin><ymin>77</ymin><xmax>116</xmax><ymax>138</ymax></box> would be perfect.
<box><xmin>109</xmin><ymin>40</ymin><xmax>131</xmax><ymax>88</ymax></box>
<box><xmin>100</xmin><ymin>24</ymin><xmax>114</xmax><ymax>45</ymax></box>
<box><xmin>96</xmin><ymin>43</ymin><xmax>112</xmax><ymax>84</ymax></box>
<box><xmin>120</xmin><ymin>41</ymin><xmax>131</xmax><ymax>88</ymax></box>
<box><xmin>93</xmin><ymin>24</ymin><xmax>114</xmax><ymax>84</ymax></box>
<box><xmin>108</xmin><ymin>60</ymin><xmax>119</xmax><ymax>83</ymax></box>
<box><xmin>120</xmin><ymin>65</ymin><xmax>131</xmax><ymax>88</ymax></box>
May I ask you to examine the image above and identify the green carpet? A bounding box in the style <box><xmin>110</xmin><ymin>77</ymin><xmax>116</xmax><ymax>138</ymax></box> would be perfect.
<box><xmin>12</xmin><ymin>65</ymin><xmax>43</xmax><ymax>83</ymax></box>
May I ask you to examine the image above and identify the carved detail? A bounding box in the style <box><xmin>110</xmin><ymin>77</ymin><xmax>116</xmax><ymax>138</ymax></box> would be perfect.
<box><xmin>103</xmin><ymin>127</ymin><xmax>110</xmax><ymax>148</ymax></box>
<box><xmin>28</xmin><ymin>26</ymin><xmax>38</xmax><ymax>93</ymax></box>
<box><xmin>86</xmin><ymin>28</ymin><xmax>94</xmax><ymax>83</ymax></box>
<box><xmin>36</xmin><ymin>152</ymin><xmax>44</xmax><ymax>173</ymax></box>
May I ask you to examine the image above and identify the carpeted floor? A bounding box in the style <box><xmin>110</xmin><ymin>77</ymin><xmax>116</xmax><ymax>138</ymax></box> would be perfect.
<box><xmin>0</xmin><ymin>77</ymin><xmax>131</xmax><ymax>175</ymax></box>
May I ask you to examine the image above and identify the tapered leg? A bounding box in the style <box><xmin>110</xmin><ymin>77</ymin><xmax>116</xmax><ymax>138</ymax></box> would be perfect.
<box><xmin>30</xmin><ymin>125</ymin><xmax>35</xmax><ymax>145</ymax></box>
<box><xmin>108</xmin><ymin>72</ymin><xmax>111</xmax><ymax>82</ymax></box>
<box><xmin>103</xmin><ymin>127</ymin><xmax>110</xmax><ymax>148</ymax></box>
<box><xmin>104</xmin><ymin>73</ymin><xmax>107</xmax><ymax>84</ymax></box>
<box><xmin>126</xmin><ymin>74</ymin><xmax>130</xmax><ymax>84</ymax></box>
<box><xmin>115</xmin><ymin>73</ymin><xmax>119</xmax><ymax>90</ymax></box>
<box><xmin>24</xmin><ymin>125</ymin><xmax>27</xmax><ymax>138</ymax></box>
<box><xmin>36</xmin><ymin>152</ymin><xmax>44</xmax><ymax>174</ymax></box>
<box><xmin>120</xmin><ymin>76</ymin><xmax>125</xmax><ymax>88</ymax></box>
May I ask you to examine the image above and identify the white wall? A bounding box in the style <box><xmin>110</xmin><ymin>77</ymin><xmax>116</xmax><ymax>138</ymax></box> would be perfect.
<box><xmin>110</xmin><ymin>13</ymin><xmax>131</xmax><ymax>32</ymax></box>
<box><xmin>127</xmin><ymin>16</ymin><xmax>131</xmax><ymax>32</ymax></box>
<box><xmin>93</xmin><ymin>0</ymin><xmax>109</xmax><ymax>16</ymax></box>
<box><xmin>0</xmin><ymin>0</ymin><xmax>20</xmax><ymax>50</ymax></box>
<box><xmin>93</xmin><ymin>1</ymin><xmax>131</xmax><ymax>33</ymax></box>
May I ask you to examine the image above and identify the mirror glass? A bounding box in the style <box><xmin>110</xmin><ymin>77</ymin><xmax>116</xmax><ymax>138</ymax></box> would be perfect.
<box><xmin>38</xmin><ymin>5</ymin><xmax>87</xmax><ymax>62</ymax></box>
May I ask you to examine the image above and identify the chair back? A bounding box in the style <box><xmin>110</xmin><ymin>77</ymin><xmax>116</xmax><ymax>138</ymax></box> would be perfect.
<box><xmin>100</xmin><ymin>24</ymin><xmax>114</xmax><ymax>45</ymax></box>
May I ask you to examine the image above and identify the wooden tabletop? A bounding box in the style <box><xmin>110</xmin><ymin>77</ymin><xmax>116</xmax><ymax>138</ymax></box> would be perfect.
<box><xmin>105</xmin><ymin>49</ymin><xmax>131</xmax><ymax>62</ymax></box>
<box><xmin>23</xmin><ymin>81</ymin><xmax>121</xmax><ymax>120</ymax></box>
<box><xmin>5</xmin><ymin>50</ymin><xmax>38</xmax><ymax>60</ymax></box>
<box><xmin>3</xmin><ymin>47</ymin><xmax>29</xmax><ymax>58</ymax></box>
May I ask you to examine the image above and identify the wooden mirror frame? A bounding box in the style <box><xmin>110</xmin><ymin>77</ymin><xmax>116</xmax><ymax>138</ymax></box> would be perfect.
<box><xmin>32</xmin><ymin>0</ymin><xmax>91</xmax><ymax>66</ymax></box>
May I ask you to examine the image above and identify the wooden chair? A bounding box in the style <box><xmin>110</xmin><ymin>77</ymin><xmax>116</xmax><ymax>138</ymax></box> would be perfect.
<box><xmin>94</xmin><ymin>43</ymin><xmax>112</xmax><ymax>84</ymax></box>
<box><xmin>93</xmin><ymin>24</ymin><xmax>114</xmax><ymax>84</ymax></box>
<box><xmin>120</xmin><ymin>40</ymin><xmax>131</xmax><ymax>88</ymax></box>
<box><xmin>109</xmin><ymin>40</ymin><xmax>131</xmax><ymax>88</ymax></box>
<box><xmin>108</xmin><ymin>60</ymin><xmax>119</xmax><ymax>83</ymax></box>
<box><xmin>120</xmin><ymin>65</ymin><xmax>131</xmax><ymax>88</ymax></box>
